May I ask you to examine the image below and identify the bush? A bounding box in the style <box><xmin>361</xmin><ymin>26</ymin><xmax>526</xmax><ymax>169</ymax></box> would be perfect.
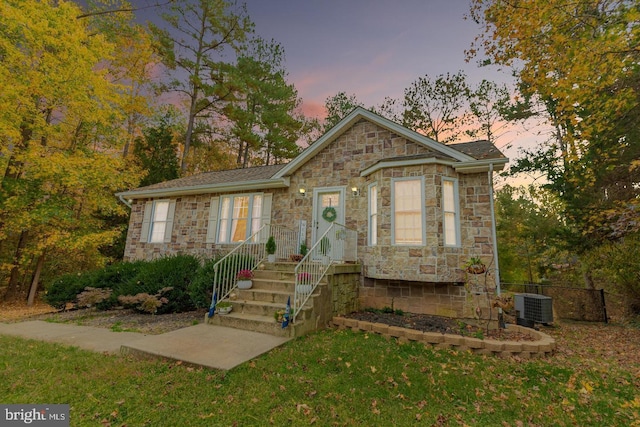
<box><xmin>44</xmin><ymin>272</ymin><xmax>95</xmax><ymax>309</ymax></box>
<box><xmin>76</xmin><ymin>287</ymin><xmax>113</xmax><ymax>308</ymax></box>
<box><xmin>117</xmin><ymin>287</ymin><xmax>172</xmax><ymax>314</ymax></box>
<box><xmin>86</xmin><ymin>261</ymin><xmax>146</xmax><ymax>310</ymax></box>
<box><xmin>188</xmin><ymin>254</ymin><xmax>255</xmax><ymax>308</ymax></box>
<box><xmin>120</xmin><ymin>254</ymin><xmax>200</xmax><ymax>314</ymax></box>
<box><xmin>47</xmin><ymin>255</ymin><xmax>202</xmax><ymax>314</ymax></box>
<box><xmin>188</xmin><ymin>257</ymin><xmax>220</xmax><ymax>309</ymax></box>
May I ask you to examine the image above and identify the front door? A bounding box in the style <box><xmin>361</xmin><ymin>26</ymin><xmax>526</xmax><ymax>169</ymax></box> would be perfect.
<box><xmin>312</xmin><ymin>187</ymin><xmax>346</xmax><ymax>259</ymax></box>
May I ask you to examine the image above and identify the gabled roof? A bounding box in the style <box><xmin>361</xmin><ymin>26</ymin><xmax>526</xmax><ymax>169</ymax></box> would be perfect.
<box><xmin>273</xmin><ymin>107</ymin><xmax>478</xmax><ymax>178</ymax></box>
<box><xmin>117</xmin><ymin>107</ymin><xmax>507</xmax><ymax>200</ymax></box>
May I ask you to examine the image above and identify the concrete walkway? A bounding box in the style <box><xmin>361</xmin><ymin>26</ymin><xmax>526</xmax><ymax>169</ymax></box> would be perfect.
<box><xmin>0</xmin><ymin>320</ymin><xmax>290</xmax><ymax>370</ymax></box>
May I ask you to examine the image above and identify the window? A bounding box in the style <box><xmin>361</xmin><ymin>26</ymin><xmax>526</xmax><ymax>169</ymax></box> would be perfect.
<box><xmin>442</xmin><ymin>178</ymin><xmax>460</xmax><ymax>246</ymax></box>
<box><xmin>368</xmin><ymin>183</ymin><xmax>378</xmax><ymax>246</ymax></box>
<box><xmin>141</xmin><ymin>200</ymin><xmax>175</xmax><ymax>243</ymax></box>
<box><xmin>392</xmin><ymin>178</ymin><xmax>424</xmax><ymax>245</ymax></box>
<box><xmin>208</xmin><ymin>193</ymin><xmax>271</xmax><ymax>243</ymax></box>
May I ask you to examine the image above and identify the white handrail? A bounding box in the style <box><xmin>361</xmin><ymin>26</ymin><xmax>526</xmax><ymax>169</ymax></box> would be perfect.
<box><xmin>210</xmin><ymin>224</ymin><xmax>298</xmax><ymax>310</ymax></box>
<box><xmin>292</xmin><ymin>223</ymin><xmax>357</xmax><ymax>322</ymax></box>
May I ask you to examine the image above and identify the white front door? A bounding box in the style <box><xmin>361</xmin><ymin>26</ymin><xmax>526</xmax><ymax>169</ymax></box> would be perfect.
<box><xmin>312</xmin><ymin>187</ymin><xmax>346</xmax><ymax>259</ymax></box>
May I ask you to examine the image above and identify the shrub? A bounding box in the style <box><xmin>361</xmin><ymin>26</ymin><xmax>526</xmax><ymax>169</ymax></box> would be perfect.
<box><xmin>86</xmin><ymin>261</ymin><xmax>145</xmax><ymax>310</ymax></box>
<box><xmin>121</xmin><ymin>254</ymin><xmax>200</xmax><ymax>314</ymax></box>
<box><xmin>76</xmin><ymin>287</ymin><xmax>113</xmax><ymax>308</ymax></box>
<box><xmin>44</xmin><ymin>272</ymin><xmax>95</xmax><ymax>309</ymax></box>
<box><xmin>47</xmin><ymin>255</ymin><xmax>205</xmax><ymax>314</ymax></box>
<box><xmin>188</xmin><ymin>257</ymin><xmax>220</xmax><ymax>308</ymax></box>
<box><xmin>118</xmin><ymin>287</ymin><xmax>172</xmax><ymax>314</ymax></box>
<box><xmin>188</xmin><ymin>254</ymin><xmax>255</xmax><ymax>308</ymax></box>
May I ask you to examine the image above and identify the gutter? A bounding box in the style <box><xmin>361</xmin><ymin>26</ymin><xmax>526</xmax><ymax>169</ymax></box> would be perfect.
<box><xmin>116</xmin><ymin>177</ymin><xmax>290</xmax><ymax>201</ymax></box>
<box><xmin>488</xmin><ymin>163</ymin><xmax>501</xmax><ymax>295</ymax></box>
<box><xmin>118</xmin><ymin>194</ymin><xmax>132</xmax><ymax>208</ymax></box>
<box><xmin>453</xmin><ymin>158</ymin><xmax>508</xmax><ymax>174</ymax></box>
<box><xmin>488</xmin><ymin>163</ymin><xmax>504</xmax><ymax>327</ymax></box>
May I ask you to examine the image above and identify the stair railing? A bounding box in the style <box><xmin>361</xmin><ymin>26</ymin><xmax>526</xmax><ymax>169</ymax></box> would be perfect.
<box><xmin>292</xmin><ymin>222</ymin><xmax>357</xmax><ymax>322</ymax></box>
<box><xmin>210</xmin><ymin>223</ymin><xmax>298</xmax><ymax>307</ymax></box>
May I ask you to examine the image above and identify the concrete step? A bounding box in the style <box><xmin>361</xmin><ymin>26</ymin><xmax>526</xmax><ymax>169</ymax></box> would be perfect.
<box><xmin>228</xmin><ymin>298</ymin><xmax>313</xmax><ymax>320</ymax></box>
<box><xmin>252</xmin><ymin>269</ymin><xmax>297</xmax><ymax>281</ymax></box>
<box><xmin>236</xmin><ymin>288</ymin><xmax>291</xmax><ymax>304</ymax></box>
<box><xmin>260</xmin><ymin>262</ymin><xmax>301</xmax><ymax>273</ymax></box>
<box><xmin>248</xmin><ymin>278</ymin><xmax>294</xmax><ymax>293</ymax></box>
<box><xmin>207</xmin><ymin>311</ymin><xmax>304</xmax><ymax>338</ymax></box>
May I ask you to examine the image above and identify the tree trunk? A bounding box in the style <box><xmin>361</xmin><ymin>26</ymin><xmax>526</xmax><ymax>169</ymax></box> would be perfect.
<box><xmin>3</xmin><ymin>230</ymin><xmax>29</xmax><ymax>302</ymax></box>
<box><xmin>583</xmin><ymin>269</ymin><xmax>596</xmax><ymax>290</ymax></box>
<box><xmin>27</xmin><ymin>253</ymin><xmax>45</xmax><ymax>306</ymax></box>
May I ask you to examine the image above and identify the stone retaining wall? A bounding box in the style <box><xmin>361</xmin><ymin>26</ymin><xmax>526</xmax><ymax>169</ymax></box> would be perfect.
<box><xmin>331</xmin><ymin>316</ymin><xmax>556</xmax><ymax>358</ymax></box>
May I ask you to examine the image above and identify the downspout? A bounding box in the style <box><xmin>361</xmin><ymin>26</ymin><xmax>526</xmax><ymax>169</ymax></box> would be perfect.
<box><xmin>118</xmin><ymin>194</ymin><xmax>132</xmax><ymax>209</ymax></box>
<box><xmin>488</xmin><ymin>164</ymin><xmax>501</xmax><ymax>295</ymax></box>
<box><xmin>488</xmin><ymin>163</ymin><xmax>504</xmax><ymax>327</ymax></box>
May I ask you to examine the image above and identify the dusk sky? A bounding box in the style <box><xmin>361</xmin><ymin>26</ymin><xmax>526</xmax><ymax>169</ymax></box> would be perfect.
<box><xmin>242</xmin><ymin>0</ymin><xmax>509</xmax><ymax>117</ymax></box>
<box><xmin>127</xmin><ymin>0</ymin><xmax>539</xmax><ymax>179</ymax></box>
<box><xmin>239</xmin><ymin>0</ymin><xmax>533</xmax><ymax>176</ymax></box>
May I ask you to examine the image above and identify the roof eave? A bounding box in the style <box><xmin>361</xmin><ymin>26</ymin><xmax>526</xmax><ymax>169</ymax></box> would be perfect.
<box><xmin>360</xmin><ymin>157</ymin><xmax>456</xmax><ymax>177</ymax></box>
<box><xmin>453</xmin><ymin>158</ymin><xmax>509</xmax><ymax>174</ymax></box>
<box><xmin>116</xmin><ymin>177</ymin><xmax>290</xmax><ymax>200</ymax></box>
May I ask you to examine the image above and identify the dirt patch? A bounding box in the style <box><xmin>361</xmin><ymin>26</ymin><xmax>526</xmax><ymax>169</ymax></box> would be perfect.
<box><xmin>343</xmin><ymin>311</ymin><xmax>535</xmax><ymax>341</ymax></box>
<box><xmin>0</xmin><ymin>300</ymin><xmax>58</xmax><ymax>322</ymax></box>
<box><xmin>1</xmin><ymin>301</ymin><xmax>204</xmax><ymax>335</ymax></box>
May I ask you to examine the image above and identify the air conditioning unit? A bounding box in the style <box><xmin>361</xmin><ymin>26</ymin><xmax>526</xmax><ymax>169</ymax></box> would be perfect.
<box><xmin>514</xmin><ymin>293</ymin><xmax>553</xmax><ymax>327</ymax></box>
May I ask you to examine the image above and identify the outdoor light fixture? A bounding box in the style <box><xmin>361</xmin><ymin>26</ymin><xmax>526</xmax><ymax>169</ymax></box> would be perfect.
<box><xmin>299</xmin><ymin>187</ymin><xmax>306</xmax><ymax>197</ymax></box>
<box><xmin>351</xmin><ymin>186</ymin><xmax>360</xmax><ymax>197</ymax></box>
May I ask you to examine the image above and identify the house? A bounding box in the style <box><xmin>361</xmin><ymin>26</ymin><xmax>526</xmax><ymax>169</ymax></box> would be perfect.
<box><xmin>116</xmin><ymin>107</ymin><xmax>507</xmax><ymax>326</ymax></box>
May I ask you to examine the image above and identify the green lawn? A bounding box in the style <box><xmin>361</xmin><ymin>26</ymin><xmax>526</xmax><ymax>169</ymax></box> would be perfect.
<box><xmin>1</xmin><ymin>328</ymin><xmax>638</xmax><ymax>426</ymax></box>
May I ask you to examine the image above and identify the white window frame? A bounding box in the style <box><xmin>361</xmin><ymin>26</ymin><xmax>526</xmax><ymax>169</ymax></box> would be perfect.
<box><xmin>141</xmin><ymin>199</ymin><xmax>175</xmax><ymax>243</ymax></box>
<box><xmin>442</xmin><ymin>177</ymin><xmax>461</xmax><ymax>247</ymax></box>
<box><xmin>368</xmin><ymin>182</ymin><xmax>378</xmax><ymax>246</ymax></box>
<box><xmin>207</xmin><ymin>193</ymin><xmax>271</xmax><ymax>244</ymax></box>
<box><xmin>391</xmin><ymin>177</ymin><xmax>425</xmax><ymax>246</ymax></box>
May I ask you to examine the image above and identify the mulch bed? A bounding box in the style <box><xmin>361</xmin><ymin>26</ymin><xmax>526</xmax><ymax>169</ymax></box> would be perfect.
<box><xmin>343</xmin><ymin>310</ymin><xmax>536</xmax><ymax>341</ymax></box>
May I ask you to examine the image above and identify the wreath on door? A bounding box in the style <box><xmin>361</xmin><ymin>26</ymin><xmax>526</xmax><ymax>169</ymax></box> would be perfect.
<box><xmin>322</xmin><ymin>206</ymin><xmax>337</xmax><ymax>222</ymax></box>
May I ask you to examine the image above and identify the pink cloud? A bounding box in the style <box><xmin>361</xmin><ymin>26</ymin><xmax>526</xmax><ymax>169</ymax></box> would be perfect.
<box><xmin>300</xmin><ymin>101</ymin><xmax>327</xmax><ymax>119</ymax></box>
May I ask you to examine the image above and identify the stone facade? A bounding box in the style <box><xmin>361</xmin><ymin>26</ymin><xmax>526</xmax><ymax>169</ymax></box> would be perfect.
<box><xmin>122</xmin><ymin>118</ymin><xmax>500</xmax><ymax>320</ymax></box>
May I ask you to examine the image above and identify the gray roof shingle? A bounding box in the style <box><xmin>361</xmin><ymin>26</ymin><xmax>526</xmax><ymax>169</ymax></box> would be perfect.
<box><xmin>129</xmin><ymin>163</ymin><xmax>288</xmax><ymax>193</ymax></box>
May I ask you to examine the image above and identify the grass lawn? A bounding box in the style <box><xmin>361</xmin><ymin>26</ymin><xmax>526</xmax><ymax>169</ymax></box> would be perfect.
<box><xmin>1</xmin><ymin>327</ymin><xmax>639</xmax><ymax>426</ymax></box>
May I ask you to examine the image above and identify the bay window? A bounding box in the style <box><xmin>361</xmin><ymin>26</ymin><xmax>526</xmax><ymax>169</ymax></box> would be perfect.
<box><xmin>392</xmin><ymin>178</ymin><xmax>424</xmax><ymax>245</ymax></box>
<box><xmin>442</xmin><ymin>177</ymin><xmax>460</xmax><ymax>247</ymax></box>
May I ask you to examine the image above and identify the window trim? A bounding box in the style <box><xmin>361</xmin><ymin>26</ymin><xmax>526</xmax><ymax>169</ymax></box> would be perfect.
<box><xmin>368</xmin><ymin>182</ymin><xmax>378</xmax><ymax>246</ymax></box>
<box><xmin>442</xmin><ymin>177</ymin><xmax>461</xmax><ymax>247</ymax></box>
<box><xmin>141</xmin><ymin>199</ymin><xmax>175</xmax><ymax>244</ymax></box>
<box><xmin>391</xmin><ymin>177</ymin><xmax>425</xmax><ymax>246</ymax></box>
<box><xmin>210</xmin><ymin>193</ymin><xmax>269</xmax><ymax>244</ymax></box>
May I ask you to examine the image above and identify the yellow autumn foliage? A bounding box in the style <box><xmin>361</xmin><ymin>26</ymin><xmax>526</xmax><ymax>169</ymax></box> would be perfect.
<box><xmin>0</xmin><ymin>0</ymin><xmax>150</xmax><ymax>297</ymax></box>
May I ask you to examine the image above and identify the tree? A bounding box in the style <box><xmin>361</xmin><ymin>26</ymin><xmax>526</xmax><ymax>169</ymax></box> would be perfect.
<box><xmin>466</xmin><ymin>79</ymin><xmax>511</xmax><ymax>143</ymax></box>
<box><xmin>221</xmin><ymin>38</ymin><xmax>309</xmax><ymax>166</ymax></box>
<box><xmin>401</xmin><ymin>71</ymin><xmax>470</xmax><ymax>143</ymax></box>
<box><xmin>0</xmin><ymin>0</ymin><xmax>142</xmax><ymax>301</ymax></box>
<box><xmin>322</xmin><ymin>92</ymin><xmax>364</xmax><ymax>133</ymax></box>
<box><xmin>494</xmin><ymin>185</ymin><xmax>564</xmax><ymax>283</ymax></box>
<box><xmin>79</xmin><ymin>1</ymin><xmax>159</xmax><ymax>159</ymax></box>
<box><xmin>133</xmin><ymin>109</ymin><xmax>181</xmax><ymax>187</ymax></box>
<box><xmin>469</xmin><ymin>0</ymin><xmax>640</xmax><ymax>254</ymax></box>
<box><xmin>150</xmin><ymin>0</ymin><xmax>254</xmax><ymax>173</ymax></box>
